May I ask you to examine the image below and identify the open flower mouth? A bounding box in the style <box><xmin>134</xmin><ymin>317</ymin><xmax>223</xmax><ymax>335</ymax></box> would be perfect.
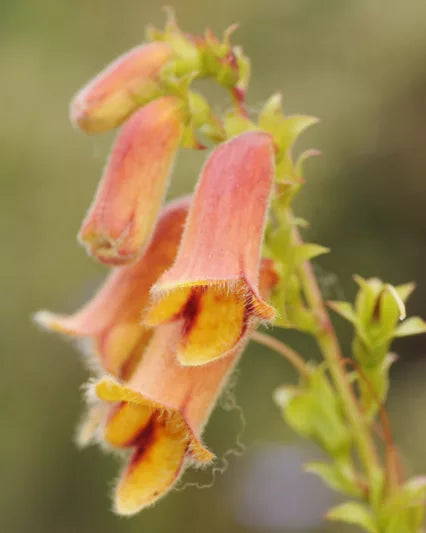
<box><xmin>145</xmin><ymin>281</ymin><xmax>275</xmax><ymax>365</ymax></box>
<box><xmin>90</xmin><ymin>377</ymin><xmax>214</xmax><ymax>515</ymax></box>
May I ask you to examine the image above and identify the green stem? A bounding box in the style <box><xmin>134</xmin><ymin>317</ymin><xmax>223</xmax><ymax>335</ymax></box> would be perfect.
<box><xmin>251</xmin><ymin>330</ymin><xmax>310</xmax><ymax>378</ymax></box>
<box><xmin>293</xmin><ymin>226</ymin><xmax>381</xmax><ymax>486</ymax></box>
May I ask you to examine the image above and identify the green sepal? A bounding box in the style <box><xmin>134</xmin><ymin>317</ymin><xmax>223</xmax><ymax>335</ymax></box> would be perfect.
<box><xmin>258</xmin><ymin>93</ymin><xmax>318</xmax><ymax>158</ymax></box>
<box><xmin>146</xmin><ymin>12</ymin><xmax>201</xmax><ymax>76</ymax></box>
<box><xmin>223</xmin><ymin>109</ymin><xmax>256</xmax><ymax>138</ymax></box>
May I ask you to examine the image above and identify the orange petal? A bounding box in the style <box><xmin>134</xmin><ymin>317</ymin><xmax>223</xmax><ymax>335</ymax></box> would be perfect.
<box><xmin>79</xmin><ymin>96</ymin><xmax>185</xmax><ymax>265</ymax></box>
<box><xmin>34</xmin><ymin>197</ymin><xmax>189</xmax><ymax>377</ymax></box>
<box><xmin>71</xmin><ymin>42</ymin><xmax>173</xmax><ymax>133</ymax></box>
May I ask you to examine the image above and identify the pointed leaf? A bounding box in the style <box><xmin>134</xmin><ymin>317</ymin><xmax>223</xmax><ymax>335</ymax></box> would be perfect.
<box><xmin>326</xmin><ymin>502</ymin><xmax>378</xmax><ymax>533</ymax></box>
<box><xmin>328</xmin><ymin>301</ymin><xmax>357</xmax><ymax>325</ymax></box>
<box><xmin>292</xmin><ymin>243</ymin><xmax>329</xmax><ymax>266</ymax></box>
<box><xmin>278</xmin><ymin>114</ymin><xmax>319</xmax><ymax>151</ymax></box>
<box><xmin>395</xmin><ymin>282</ymin><xmax>416</xmax><ymax>304</ymax></box>
<box><xmin>395</xmin><ymin>316</ymin><xmax>426</xmax><ymax>338</ymax></box>
<box><xmin>305</xmin><ymin>461</ymin><xmax>361</xmax><ymax>497</ymax></box>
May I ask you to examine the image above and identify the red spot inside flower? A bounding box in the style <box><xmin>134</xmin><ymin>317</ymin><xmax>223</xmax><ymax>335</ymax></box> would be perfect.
<box><xmin>181</xmin><ymin>289</ymin><xmax>202</xmax><ymax>336</ymax></box>
<box><xmin>128</xmin><ymin>417</ymin><xmax>156</xmax><ymax>470</ymax></box>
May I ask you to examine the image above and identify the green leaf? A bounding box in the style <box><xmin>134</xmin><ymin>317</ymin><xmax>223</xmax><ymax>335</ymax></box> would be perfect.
<box><xmin>279</xmin><ymin>368</ymin><xmax>351</xmax><ymax>456</ymax></box>
<box><xmin>276</xmin><ymin>114</ymin><xmax>319</xmax><ymax>152</ymax></box>
<box><xmin>395</xmin><ymin>282</ymin><xmax>416</xmax><ymax>304</ymax></box>
<box><xmin>383</xmin><ymin>284</ymin><xmax>406</xmax><ymax>321</ymax></box>
<box><xmin>326</xmin><ymin>502</ymin><xmax>378</xmax><ymax>533</ymax></box>
<box><xmin>395</xmin><ymin>316</ymin><xmax>426</xmax><ymax>337</ymax></box>
<box><xmin>353</xmin><ymin>275</ymin><xmax>383</xmax><ymax>324</ymax></box>
<box><xmin>291</xmin><ymin>243</ymin><xmax>329</xmax><ymax>266</ymax></box>
<box><xmin>305</xmin><ymin>461</ymin><xmax>361</xmax><ymax>497</ymax></box>
<box><xmin>295</xmin><ymin>148</ymin><xmax>321</xmax><ymax>178</ymax></box>
<box><xmin>328</xmin><ymin>301</ymin><xmax>357</xmax><ymax>325</ymax></box>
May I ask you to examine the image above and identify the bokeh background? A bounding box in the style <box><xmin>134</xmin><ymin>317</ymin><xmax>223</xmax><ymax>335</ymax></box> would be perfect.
<box><xmin>2</xmin><ymin>1</ymin><xmax>425</xmax><ymax>532</ymax></box>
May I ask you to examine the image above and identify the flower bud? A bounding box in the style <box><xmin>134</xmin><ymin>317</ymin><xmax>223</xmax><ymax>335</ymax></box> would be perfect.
<box><xmin>79</xmin><ymin>96</ymin><xmax>184</xmax><ymax>265</ymax></box>
<box><xmin>71</xmin><ymin>42</ymin><xmax>173</xmax><ymax>133</ymax></box>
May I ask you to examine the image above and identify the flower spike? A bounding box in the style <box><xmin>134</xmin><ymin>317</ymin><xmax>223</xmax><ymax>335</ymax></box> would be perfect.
<box><xmin>35</xmin><ymin>197</ymin><xmax>190</xmax><ymax>378</ymax></box>
<box><xmin>145</xmin><ymin>131</ymin><xmax>276</xmax><ymax>365</ymax></box>
<box><xmin>71</xmin><ymin>42</ymin><xmax>173</xmax><ymax>133</ymax></box>
<box><xmin>79</xmin><ymin>96</ymin><xmax>185</xmax><ymax>265</ymax></box>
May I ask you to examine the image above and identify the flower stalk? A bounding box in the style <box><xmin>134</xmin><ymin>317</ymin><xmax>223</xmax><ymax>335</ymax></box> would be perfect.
<box><xmin>292</xmin><ymin>226</ymin><xmax>381</xmax><ymax>483</ymax></box>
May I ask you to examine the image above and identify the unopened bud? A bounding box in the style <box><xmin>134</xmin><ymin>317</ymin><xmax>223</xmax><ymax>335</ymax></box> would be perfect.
<box><xmin>71</xmin><ymin>42</ymin><xmax>173</xmax><ymax>133</ymax></box>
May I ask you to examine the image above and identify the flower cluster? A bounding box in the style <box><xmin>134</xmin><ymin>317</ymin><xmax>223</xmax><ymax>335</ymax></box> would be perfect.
<box><xmin>35</xmin><ymin>23</ymin><xmax>279</xmax><ymax>515</ymax></box>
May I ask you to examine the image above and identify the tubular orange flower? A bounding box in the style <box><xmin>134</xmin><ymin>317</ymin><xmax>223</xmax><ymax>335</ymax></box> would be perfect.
<box><xmin>70</xmin><ymin>42</ymin><xmax>173</xmax><ymax>133</ymax></box>
<box><xmin>90</xmin><ymin>258</ymin><xmax>278</xmax><ymax>515</ymax></box>
<box><xmin>78</xmin><ymin>96</ymin><xmax>185</xmax><ymax>265</ymax></box>
<box><xmin>93</xmin><ymin>322</ymin><xmax>236</xmax><ymax>514</ymax></box>
<box><xmin>35</xmin><ymin>197</ymin><xmax>190</xmax><ymax>378</ymax></box>
<box><xmin>145</xmin><ymin>131</ymin><xmax>276</xmax><ymax>366</ymax></box>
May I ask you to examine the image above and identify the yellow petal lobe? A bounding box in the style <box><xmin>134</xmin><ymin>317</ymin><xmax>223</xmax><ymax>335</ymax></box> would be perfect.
<box><xmin>114</xmin><ymin>419</ymin><xmax>187</xmax><ymax>515</ymax></box>
<box><xmin>178</xmin><ymin>287</ymin><xmax>246</xmax><ymax>365</ymax></box>
<box><xmin>105</xmin><ymin>402</ymin><xmax>152</xmax><ymax>448</ymax></box>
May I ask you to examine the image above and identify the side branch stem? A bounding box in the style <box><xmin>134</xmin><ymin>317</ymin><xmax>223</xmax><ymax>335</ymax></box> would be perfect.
<box><xmin>251</xmin><ymin>330</ymin><xmax>309</xmax><ymax>378</ymax></box>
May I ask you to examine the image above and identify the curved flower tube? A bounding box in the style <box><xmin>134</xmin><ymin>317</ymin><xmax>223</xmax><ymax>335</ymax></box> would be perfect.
<box><xmin>34</xmin><ymin>197</ymin><xmax>190</xmax><ymax>378</ymax></box>
<box><xmin>70</xmin><ymin>42</ymin><xmax>173</xmax><ymax>133</ymax></box>
<box><xmin>145</xmin><ymin>131</ymin><xmax>276</xmax><ymax>366</ymax></box>
<box><xmin>79</xmin><ymin>96</ymin><xmax>185</xmax><ymax>265</ymax></box>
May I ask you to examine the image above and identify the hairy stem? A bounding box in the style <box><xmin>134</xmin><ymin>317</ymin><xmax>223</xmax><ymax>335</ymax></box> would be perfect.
<box><xmin>292</xmin><ymin>226</ymin><xmax>381</xmax><ymax>487</ymax></box>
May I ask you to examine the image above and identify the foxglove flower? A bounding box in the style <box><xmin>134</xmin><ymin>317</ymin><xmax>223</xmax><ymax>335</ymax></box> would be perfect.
<box><xmin>79</xmin><ymin>96</ymin><xmax>185</xmax><ymax>265</ymax></box>
<box><xmin>35</xmin><ymin>197</ymin><xmax>190</xmax><ymax>378</ymax></box>
<box><xmin>71</xmin><ymin>42</ymin><xmax>173</xmax><ymax>133</ymax></box>
<box><xmin>91</xmin><ymin>257</ymin><xmax>278</xmax><ymax>515</ymax></box>
<box><xmin>145</xmin><ymin>131</ymin><xmax>276</xmax><ymax>366</ymax></box>
<box><xmin>36</xmin><ymin>188</ymin><xmax>277</xmax><ymax>513</ymax></box>
<box><xmin>93</xmin><ymin>321</ymin><xmax>239</xmax><ymax>514</ymax></box>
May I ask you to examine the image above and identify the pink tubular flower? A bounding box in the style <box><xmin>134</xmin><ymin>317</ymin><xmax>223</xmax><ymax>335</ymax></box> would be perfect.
<box><xmin>35</xmin><ymin>197</ymin><xmax>190</xmax><ymax>378</ymax></box>
<box><xmin>91</xmin><ymin>257</ymin><xmax>278</xmax><ymax>515</ymax></box>
<box><xmin>144</xmin><ymin>131</ymin><xmax>277</xmax><ymax>366</ymax></box>
<box><xmin>70</xmin><ymin>42</ymin><xmax>173</xmax><ymax>133</ymax></box>
<box><xmin>93</xmin><ymin>321</ymin><xmax>237</xmax><ymax>514</ymax></box>
<box><xmin>78</xmin><ymin>96</ymin><xmax>185</xmax><ymax>265</ymax></box>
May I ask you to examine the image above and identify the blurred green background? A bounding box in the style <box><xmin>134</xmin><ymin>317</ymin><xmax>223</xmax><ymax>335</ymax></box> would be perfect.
<box><xmin>1</xmin><ymin>1</ymin><xmax>425</xmax><ymax>532</ymax></box>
